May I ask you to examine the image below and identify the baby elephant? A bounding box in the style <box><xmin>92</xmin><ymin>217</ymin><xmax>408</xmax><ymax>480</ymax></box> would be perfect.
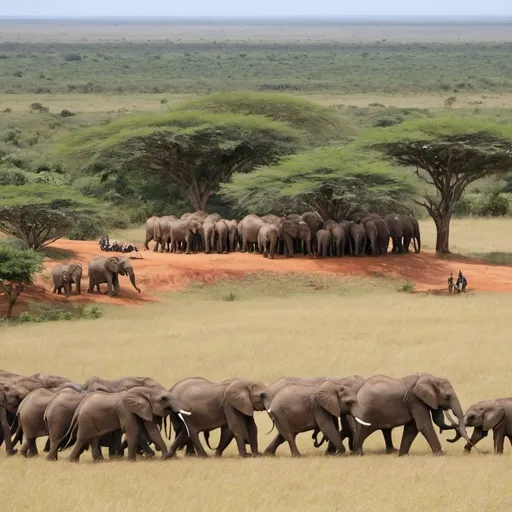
<box><xmin>448</xmin><ymin>398</ymin><xmax>512</xmax><ymax>454</ymax></box>
<box><xmin>51</xmin><ymin>263</ymin><xmax>82</xmax><ymax>298</ymax></box>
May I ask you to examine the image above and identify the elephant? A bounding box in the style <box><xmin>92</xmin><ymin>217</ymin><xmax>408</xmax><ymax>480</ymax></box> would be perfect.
<box><xmin>407</xmin><ymin>215</ymin><xmax>421</xmax><ymax>253</ymax></box>
<box><xmin>400</xmin><ymin>215</ymin><xmax>415</xmax><ymax>253</ymax></box>
<box><xmin>43</xmin><ymin>388</ymin><xmax>156</xmax><ymax>461</ymax></box>
<box><xmin>87</xmin><ymin>256</ymin><xmax>140</xmax><ymax>297</ymax></box>
<box><xmin>258</xmin><ymin>223</ymin><xmax>279</xmax><ymax>259</ymax></box>
<box><xmin>66</xmin><ymin>386</ymin><xmax>183</xmax><ymax>462</ymax></box>
<box><xmin>264</xmin><ymin>380</ymin><xmax>367</xmax><ymax>457</ymax></box>
<box><xmin>446</xmin><ymin>398</ymin><xmax>512</xmax><ymax>454</ymax></box>
<box><xmin>82</xmin><ymin>376</ymin><xmax>162</xmax><ymax>393</ymax></box>
<box><xmin>267</xmin><ymin>376</ymin><xmax>395</xmax><ymax>455</ymax></box>
<box><xmin>181</xmin><ymin>211</ymin><xmax>209</xmax><ymax>221</ymax></box>
<box><xmin>369</xmin><ymin>216</ymin><xmax>391</xmax><ymax>255</ymax></box>
<box><xmin>384</xmin><ymin>214</ymin><xmax>404</xmax><ymax>253</ymax></box>
<box><xmin>51</xmin><ymin>263</ymin><xmax>82</xmax><ymax>298</ymax></box>
<box><xmin>224</xmin><ymin>219</ymin><xmax>239</xmax><ymax>252</ymax></box>
<box><xmin>0</xmin><ymin>374</ymin><xmax>80</xmax><ymax>455</ymax></box>
<box><xmin>352</xmin><ymin>373</ymin><xmax>472</xmax><ymax>456</ymax></box>
<box><xmin>363</xmin><ymin>220</ymin><xmax>378</xmax><ymax>256</ymax></box>
<box><xmin>154</xmin><ymin>215</ymin><xmax>178</xmax><ymax>252</ymax></box>
<box><xmin>349</xmin><ymin>223</ymin><xmax>366</xmax><ymax>256</ymax></box>
<box><xmin>239</xmin><ymin>215</ymin><xmax>265</xmax><ymax>253</ymax></box>
<box><xmin>316</xmin><ymin>229</ymin><xmax>331</xmax><ymax>258</ymax></box>
<box><xmin>29</xmin><ymin>373</ymin><xmax>74</xmax><ymax>389</ymax></box>
<box><xmin>170</xmin><ymin>219</ymin><xmax>201</xmax><ymax>254</ymax></box>
<box><xmin>215</xmin><ymin>220</ymin><xmax>229</xmax><ymax>254</ymax></box>
<box><xmin>324</xmin><ymin>220</ymin><xmax>346</xmax><ymax>257</ymax></box>
<box><xmin>204</xmin><ymin>213</ymin><xmax>222</xmax><ymax>224</ymax></box>
<box><xmin>280</xmin><ymin>219</ymin><xmax>312</xmax><ymax>257</ymax></box>
<box><xmin>301</xmin><ymin>212</ymin><xmax>324</xmax><ymax>253</ymax></box>
<box><xmin>144</xmin><ymin>216</ymin><xmax>159</xmax><ymax>251</ymax></box>
<box><xmin>167</xmin><ymin>377</ymin><xmax>271</xmax><ymax>458</ymax></box>
<box><xmin>201</xmin><ymin>220</ymin><xmax>216</xmax><ymax>253</ymax></box>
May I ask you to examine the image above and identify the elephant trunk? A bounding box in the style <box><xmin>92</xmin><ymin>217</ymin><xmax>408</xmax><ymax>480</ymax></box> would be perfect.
<box><xmin>449</xmin><ymin>397</ymin><xmax>472</xmax><ymax>447</ymax></box>
<box><xmin>127</xmin><ymin>268</ymin><xmax>141</xmax><ymax>294</ymax></box>
<box><xmin>415</xmin><ymin>232</ymin><xmax>421</xmax><ymax>253</ymax></box>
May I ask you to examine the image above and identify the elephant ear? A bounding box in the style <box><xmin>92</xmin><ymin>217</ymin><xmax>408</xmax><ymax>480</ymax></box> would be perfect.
<box><xmin>314</xmin><ymin>382</ymin><xmax>341</xmax><ymax>417</ymax></box>
<box><xmin>413</xmin><ymin>377</ymin><xmax>438</xmax><ymax>410</ymax></box>
<box><xmin>482</xmin><ymin>403</ymin><xmax>505</xmax><ymax>431</ymax></box>
<box><xmin>225</xmin><ymin>381</ymin><xmax>254</xmax><ymax>416</ymax></box>
<box><xmin>122</xmin><ymin>387</ymin><xmax>153</xmax><ymax>421</ymax></box>
<box><xmin>106</xmin><ymin>257</ymin><xmax>120</xmax><ymax>273</ymax></box>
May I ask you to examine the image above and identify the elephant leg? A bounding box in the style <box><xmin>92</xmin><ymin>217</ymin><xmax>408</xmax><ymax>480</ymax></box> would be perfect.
<box><xmin>143</xmin><ymin>420</ymin><xmax>171</xmax><ymax>460</ymax></box>
<box><xmin>0</xmin><ymin>407</ymin><xmax>16</xmax><ymax>455</ymax></box>
<box><xmin>352</xmin><ymin>426</ymin><xmax>375</xmax><ymax>456</ymax></box>
<box><xmin>284</xmin><ymin>432</ymin><xmax>301</xmax><ymax>457</ymax></box>
<box><xmin>91</xmin><ymin>437</ymin><xmax>104</xmax><ymax>462</ymax></box>
<box><xmin>167</xmin><ymin>427</ymin><xmax>188</xmax><ymax>457</ymax></box>
<box><xmin>68</xmin><ymin>437</ymin><xmax>88</xmax><ymax>462</ymax></box>
<box><xmin>113</xmin><ymin>274</ymin><xmax>120</xmax><ymax>295</ymax></box>
<box><xmin>398</xmin><ymin>421</ymin><xmax>419</xmax><ymax>456</ymax></box>
<box><xmin>233</xmin><ymin>432</ymin><xmax>249</xmax><ymax>457</ymax></box>
<box><xmin>315</xmin><ymin>410</ymin><xmax>345</xmax><ymax>455</ymax></box>
<box><xmin>464</xmin><ymin>427</ymin><xmax>487</xmax><ymax>453</ymax></box>
<box><xmin>188</xmin><ymin>428</ymin><xmax>208</xmax><ymax>458</ymax></box>
<box><xmin>19</xmin><ymin>437</ymin><xmax>31</xmax><ymax>457</ymax></box>
<box><xmin>263</xmin><ymin>433</ymin><xmax>285</xmax><ymax>456</ymax></box>
<box><xmin>410</xmin><ymin>407</ymin><xmax>443</xmax><ymax>455</ymax></box>
<box><xmin>43</xmin><ymin>438</ymin><xmax>50</xmax><ymax>452</ymax></box>
<box><xmin>245</xmin><ymin>417</ymin><xmax>260</xmax><ymax>456</ymax></box>
<box><xmin>382</xmin><ymin>428</ymin><xmax>396</xmax><ymax>453</ymax></box>
<box><xmin>493</xmin><ymin>428</ymin><xmax>506</xmax><ymax>454</ymax></box>
<box><xmin>215</xmin><ymin>426</ymin><xmax>235</xmax><ymax>457</ymax></box>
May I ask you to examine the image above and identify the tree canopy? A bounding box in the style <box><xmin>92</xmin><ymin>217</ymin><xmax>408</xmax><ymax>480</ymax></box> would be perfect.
<box><xmin>360</xmin><ymin>117</ymin><xmax>512</xmax><ymax>252</ymax></box>
<box><xmin>0</xmin><ymin>184</ymin><xmax>103</xmax><ymax>250</ymax></box>
<box><xmin>222</xmin><ymin>146</ymin><xmax>415</xmax><ymax>220</ymax></box>
<box><xmin>0</xmin><ymin>244</ymin><xmax>43</xmax><ymax>319</ymax></box>
<box><xmin>176</xmin><ymin>92</ymin><xmax>354</xmax><ymax>144</ymax></box>
<box><xmin>57</xmin><ymin>111</ymin><xmax>300</xmax><ymax>211</ymax></box>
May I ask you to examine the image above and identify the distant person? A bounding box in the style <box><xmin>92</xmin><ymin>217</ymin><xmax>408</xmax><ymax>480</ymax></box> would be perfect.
<box><xmin>455</xmin><ymin>270</ymin><xmax>467</xmax><ymax>292</ymax></box>
<box><xmin>448</xmin><ymin>272</ymin><xmax>454</xmax><ymax>291</ymax></box>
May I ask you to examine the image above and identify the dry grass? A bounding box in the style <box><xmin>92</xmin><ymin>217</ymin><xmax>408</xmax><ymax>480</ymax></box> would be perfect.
<box><xmin>1</xmin><ymin>276</ymin><xmax>512</xmax><ymax>511</ymax></box>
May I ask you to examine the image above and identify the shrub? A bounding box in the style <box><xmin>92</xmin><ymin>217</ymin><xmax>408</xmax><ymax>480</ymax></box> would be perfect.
<box><xmin>64</xmin><ymin>53</ymin><xmax>82</xmax><ymax>62</ymax></box>
<box><xmin>13</xmin><ymin>71</ymin><xmax>23</xmax><ymax>78</ymax></box>
<box><xmin>0</xmin><ymin>168</ymin><xmax>27</xmax><ymax>186</ymax></box>
<box><xmin>60</xmin><ymin>109</ymin><xmax>76</xmax><ymax>117</ymax></box>
<box><xmin>29</xmin><ymin>102</ymin><xmax>48</xmax><ymax>113</ymax></box>
<box><xmin>67</xmin><ymin>216</ymin><xmax>106</xmax><ymax>240</ymax></box>
<box><xmin>18</xmin><ymin>304</ymin><xmax>102</xmax><ymax>323</ymax></box>
<box><xmin>397</xmin><ymin>282</ymin><xmax>415</xmax><ymax>293</ymax></box>
<box><xmin>3</xmin><ymin>108</ymin><xmax>12</xmax><ymax>113</ymax></box>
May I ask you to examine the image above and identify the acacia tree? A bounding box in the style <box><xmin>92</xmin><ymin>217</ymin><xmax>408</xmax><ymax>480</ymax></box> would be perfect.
<box><xmin>362</xmin><ymin>118</ymin><xmax>512</xmax><ymax>253</ymax></box>
<box><xmin>57</xmin><ymin>112</ymin><xmax>300</xmax><ymax>211</ymax></box>
<box><xmin>0</xmin><ymin>185</ymin><xmax>103</xmax><ymax>250</ymax></box>
<box><xmin>222</xmin><ymin>147</ymin><xmax>415</xmax><ymax>220</ymax></box>
<box><xmin>0</xmin><ymin>245</ymin><xmax>43</xmax><ymax>319</ymax></box>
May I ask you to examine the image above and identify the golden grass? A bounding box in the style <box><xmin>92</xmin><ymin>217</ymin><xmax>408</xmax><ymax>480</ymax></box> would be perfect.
<box><xmin>1</xmin><ymin>277</ymin><xmax>512</xmax><ymax>511</ymax></box>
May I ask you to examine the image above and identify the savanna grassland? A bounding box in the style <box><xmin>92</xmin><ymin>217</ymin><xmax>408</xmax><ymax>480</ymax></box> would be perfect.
<box><xmin>2</xmin><ymin>17</ymin><xmax>512</xmax><ymax>512</ymax></box>
<box><xmin>2</xmin><ymin>274</ymin><xmax>512</xmax><ymax>512</ymax></box>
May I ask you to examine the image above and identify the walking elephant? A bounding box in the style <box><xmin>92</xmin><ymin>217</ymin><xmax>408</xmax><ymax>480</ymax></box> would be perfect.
<box><xmin>258</xmin><ymin>223</ymin><xmax>279</xmax><ymax>259</ymax></box>
<box><xmin>87</xmin><ymin>256</ymin><xmax>140</xmax><ymax>297</ymax></box>
<box><xmin>352</xmin><ymin>373</ymin><xmax>472</xmax><ymax>456</ymax></box>
<box><xmin>82</xmin><ymin>376</ymin><xmax>162</xmax><ymax>393</ymax></box>
<box><xmin>66</xmin><ymin>386</ymin><xmax>183</xmax><ymax>462</ymax></box>
<box><xmin>167</xmin><ymin>377</ymin><xmax>272</xmax><ymax>458</ymax></box>
<box><xmin>51</xmin><ymin>263</ymin><xmax>82</xmax><ymax>298</ymax></box>
<box><xmin>447</xmin><ymin>398</ymin><xmax>512</xmax><ymax>454</ymax></box>
<box><xmin>264</xmin><ymin>380</ymin><xmax>367</xmax><ymax>457</ymax></box>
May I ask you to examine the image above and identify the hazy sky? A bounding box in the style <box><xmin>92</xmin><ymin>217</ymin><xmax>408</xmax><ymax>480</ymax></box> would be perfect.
<box><xmin>1</xmin><ymin>0</ymin><xmax>512</xmax><ymax>17</ymax></box>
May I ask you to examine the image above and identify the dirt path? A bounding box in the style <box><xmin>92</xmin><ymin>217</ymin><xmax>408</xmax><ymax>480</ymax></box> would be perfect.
<box><xmin>2</xmin><ymin>240</ymin><xmax>512</xmax><ymax>316</ymax></box>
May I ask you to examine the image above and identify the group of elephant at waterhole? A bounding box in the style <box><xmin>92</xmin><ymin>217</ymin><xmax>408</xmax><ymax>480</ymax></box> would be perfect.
<box><xmin>1</xmin><ymin>369</ymin><xmax>510</xmax><ymax>462</ymax></box>
<box><xmin>145</xmin><ymin>210</ymin><xmax>421</xmax><ymax>259</ymax></box>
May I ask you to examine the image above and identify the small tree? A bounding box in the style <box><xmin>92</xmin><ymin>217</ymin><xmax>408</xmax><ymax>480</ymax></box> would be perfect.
<box><xmin>444</xmin><ymin>96</ymin><xmax>457</xmax><ymax>109</ymax></box>
<box><xmin>364</xmin><ymin>117</ymin><xmax>512</xmax><ymax>253</ymax></box>
<box><xmin>0</xmin><ymin>245</ymin><xmax>43</xmax><ymax>319</ymax></box>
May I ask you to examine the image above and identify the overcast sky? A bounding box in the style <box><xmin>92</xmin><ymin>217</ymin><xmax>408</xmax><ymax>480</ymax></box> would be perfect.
<box><xmin>1</xmin><ymin>0</ymin><xmax>512</xmax><ymax>17</ymax></box>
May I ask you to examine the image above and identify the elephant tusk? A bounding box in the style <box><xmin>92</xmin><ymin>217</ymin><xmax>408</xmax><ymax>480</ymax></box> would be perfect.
<box><xmin>178</xmin><ymin>413</ymin><xmax>190</xmax><ymax>437</ymax></box>
<box><xmin>444</xmin><ymin>410</ymin><xmax>459</xmax><ymax>426</ymax></box>
<box><xmin>179</xmin><ymin>409</ymin><xmax>191</xmax><ymax>416</ymax></box>
<box><xmin>267</xmin><ymin>408</ymin><xmax>271</xmax><ymax>414</ymax></box>
<box><xmin>354</xmin><ymin>416</ymin><xmax>371</xmax><ymax>427</ymax></box>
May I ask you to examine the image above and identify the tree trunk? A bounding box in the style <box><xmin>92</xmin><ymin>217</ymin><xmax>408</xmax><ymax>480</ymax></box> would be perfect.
<box><xmin>187</xmin><ymin>190</ymin><xmax>211</xmax><ymax>212</ymax></box>
<box><xmin>7</xmin><ymin>297</ymin><xmax>16</xmax><ymax>319</ymax></box>
<box><xmin>433</xmin><ymin>214</ymin><xmax>451</xmax><ymax>254</ymax></box>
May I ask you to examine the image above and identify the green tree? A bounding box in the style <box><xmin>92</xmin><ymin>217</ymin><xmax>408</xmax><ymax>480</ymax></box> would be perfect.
<box><xmin>57</xmin><ymin>111</ymin><xmax>300</xmax><ymax>211</ymax></box>
<box><xmin>362</xmin><ymin>117</ymin><xmax>512</xmax><ymax>253</ymax></box>
<box><xmin>0</xmin><ymin>245</ymin><xmax>43</xmax><ymax>319</ymax></box>
<box><xmin>0</xmin><ymin>184</ymin><xmax>106</xmax><ymax>250</ymax></box>
<box><xmin>222</xmin><ymin>147</ymin><xmax>415</xmax><ymax>220</ymax></box>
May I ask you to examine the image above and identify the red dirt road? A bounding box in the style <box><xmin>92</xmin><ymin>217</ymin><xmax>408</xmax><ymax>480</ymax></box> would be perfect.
<box><xmin>2</xmin><ymin>239</ymin><xmax>512</xmax><ymax>316</ymax></box>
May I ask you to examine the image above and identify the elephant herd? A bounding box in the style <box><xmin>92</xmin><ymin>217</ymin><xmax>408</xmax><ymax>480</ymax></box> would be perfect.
<box><xmin>145</xmin><ymin>211</ymin><xmax>421</xmax><ymax>259</ymax></box>
<box><xmin>51</xmin><ymin>256</ymin><xmax>140</xmax><ymax>298</ymax></box>
<box><xmin>1</xmin><ymin>369</ymin><xmax>510</xmax><ymax>463</ymax></box>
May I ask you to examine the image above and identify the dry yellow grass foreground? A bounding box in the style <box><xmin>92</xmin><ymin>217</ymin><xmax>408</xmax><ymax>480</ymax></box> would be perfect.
<box><xmin>1</xmin><ymin>277</ymin><xmax>512</xmax><ymax>512</ymax></box>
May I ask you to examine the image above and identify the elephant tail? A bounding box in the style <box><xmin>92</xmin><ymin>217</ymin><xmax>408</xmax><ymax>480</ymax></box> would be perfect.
<box><xmin>312</xmin><ymin>429</ymin><xmax>327</xmax><ymax>448</ymax></box>
<box><xmin>265</xmin><ymin>408</ymin><xmax>276</xmax><ymax>436</ymax></box>
<box><xmin>203</xmin><ymin>431</ymin><xmax>216</xmax><ymax>451</ymax></box>
<box><xmin>59</xmin><ymin>405</ymin><xmax>81</xmax><ymax>451</ymax></box>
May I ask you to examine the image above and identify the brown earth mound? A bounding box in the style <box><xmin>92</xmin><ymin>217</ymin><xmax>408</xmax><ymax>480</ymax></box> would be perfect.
<box><xmin>2</xmin><ymin>239</ymin><xmax>512</xmax><ymax>317</ymax></box>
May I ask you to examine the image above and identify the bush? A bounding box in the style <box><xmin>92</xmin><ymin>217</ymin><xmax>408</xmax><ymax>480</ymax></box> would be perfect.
<box><xmin>0</xmin><ymin>168</ymin><xmax>27</xmax><ymax>186</ymax></box>
<box><xmin>64</xmin><ymin>53</ymin><xmax>82</xmax><ymax>62</ymax></box>
<box><xmin>18</xmin><ymin>304</ymin><xmax>102</xmax><ymax>323</ymax></box>
<box><xmin>3</xmin><ymin>108</ymin><xmax>12</xmax><ymax>113</ymax></box>
<box><xmin>455</xmin><ymin>190</ymin><xmax>510</xmax><ymax>217</ymax></box>
<box><xmin>60</xmin><ymin>109</ymin><xmax>76</xmax><ymax>118</ymax></box>
<box><xmin>67</xmin><ymin>216</ymin><xmax>106</xmax><ymax>240</ymax></box>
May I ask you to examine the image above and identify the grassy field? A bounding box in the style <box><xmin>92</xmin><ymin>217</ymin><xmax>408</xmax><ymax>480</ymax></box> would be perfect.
<box><xmin>2</xmin><ymin>275</ymin><xmax>512</xmax><ymax>511</ymax></box>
